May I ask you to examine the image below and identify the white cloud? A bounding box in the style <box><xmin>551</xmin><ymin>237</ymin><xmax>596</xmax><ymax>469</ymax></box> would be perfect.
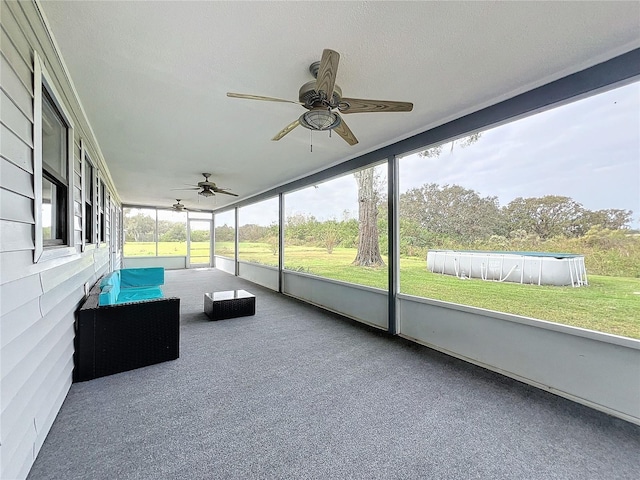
<box><xmin>398</xmin><ymin>82</ymin><xmax>639</xmax><ymax>221</ymax></box>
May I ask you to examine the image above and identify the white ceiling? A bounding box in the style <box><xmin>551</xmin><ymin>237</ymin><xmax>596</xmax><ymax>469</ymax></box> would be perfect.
<box><xmin>40</xmin><ymin>1</ymin><xmax>640</xmax><ymax>211</ymax></box>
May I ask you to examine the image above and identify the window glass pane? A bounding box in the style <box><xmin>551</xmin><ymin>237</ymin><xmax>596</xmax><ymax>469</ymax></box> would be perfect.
<box><xmin>214</xmin><ymin>210</ymin><xmax>235</xmax><ymax>258</ymax></box>
<box><xmin>42</xmin><ymin>176</ymin><xmax>60</xmax><ymax>241</ymax></box>
<box><xmin>42</xmin><ymin>92</ymin><xmax>67</xmax><ymax>180</ymax></box>
<box><xmin>398</xmin><ymin>81</ymin><xmax>640</xmax><ymax>339</ymax></box>
<box><xmin>84</xmin><ymin>203</ymin><xmax>92</xmax><ymax>243</ymax></box>
<box><xmin>84</xmin><ymin>160</ymin><xmax>93</xmax><ymax>242</ymax></box>
<box><xmin>99</xmin><ymin>181</ymin><xmax>106</xmax><ymax>242</ymax></box>
<box><xmin>157</xmin><ymin>209</ymin><xmax>187</xmax><ymax>256</ymax></box>
<box><xmin>84</xmin><ymin>161</ymin><xmax>93</xmax><ymax>204</ymax></box>
<box><xmin>123</xmin><ymin>208</ymin><xmax>156</xmax><ymax>256</ymax></box>
<box><xmin>239</xmin><ymin>198</ymin><xmax>279</xmax><ymax>266</ymax></box>
<box><xmin>41</xmin><ymin>90</ymin><xmax>68</xmax><ymax>247</ymax></box>
<box><xmin>284</xmin><ymin>163</ymin><xmax>388</xmax><ymax>289</ymax></box>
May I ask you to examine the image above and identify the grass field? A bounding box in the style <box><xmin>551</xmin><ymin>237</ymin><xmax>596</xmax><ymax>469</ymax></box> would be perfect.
<box><xmin>124</xmin><ymin>241</ymin><xmax>640</xmax><ymax>339</ymax></box>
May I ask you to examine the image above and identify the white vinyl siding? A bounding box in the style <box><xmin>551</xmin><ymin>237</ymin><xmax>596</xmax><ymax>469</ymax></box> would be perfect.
<box><xmin>0</xmin><ymin>1</ymin><xmax>121</xmax><ymax>478</ymax></box>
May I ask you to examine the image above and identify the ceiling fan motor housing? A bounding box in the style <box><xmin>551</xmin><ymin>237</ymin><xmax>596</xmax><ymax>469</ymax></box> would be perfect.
<box><xmin>299</xmin><ymin>81</ymin><xmax>342</xmax><ymax>108</ymax></box>
<box><xmin>197</xmin><ymin>173</ymin><xmax>216</xmax><ymax>189</ymax></box>
<box><xmin>298</xmin><ymin>80</ymin><xmax>344</xmax><ymax>131</ymax></box>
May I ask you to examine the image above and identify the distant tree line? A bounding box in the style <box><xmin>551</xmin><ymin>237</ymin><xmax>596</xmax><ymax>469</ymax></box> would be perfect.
<box><xmin>123</xmin><ymin>187</ymin><xmax>639</xmax><ymax>278</ymax></box>
<box><xmin>123</xmin><ymin>212</ymin><xmax>189</xmax><ymax>242</ymax></box>
<box><xmin>398</xmin><ymin>184</ymin><xmax>633</xmax><ymax>243</ymax></box>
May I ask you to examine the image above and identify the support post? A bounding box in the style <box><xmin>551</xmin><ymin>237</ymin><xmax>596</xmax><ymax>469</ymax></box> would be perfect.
<box><xmin>278</xmin><ymin>193</ymin><xmax>285</xmax><ymax>293</ymax></box>
<box><xmin>210</xmin><ymin>212</ymin><xmax>215</xmax><ymax>268</ymax></box>
<box><xmin>388</xmin><ymin>154</ymin><xmax>399</xmax><ymax>335</ymax></box>
<box><xmin>234</xmin><ymin>207</ymin><xmax>239</xmax><ymax>276</ymax></box>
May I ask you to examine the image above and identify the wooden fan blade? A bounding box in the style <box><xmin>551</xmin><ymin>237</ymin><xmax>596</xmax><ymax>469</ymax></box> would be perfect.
<box><xmin>272</xmin><ymin>119</ymin><xmax>300</xmax><ymax>141</ymax></box>
<box><xmin>333</xmin><ymin>116</ymin><xmax>358</xmax><ymax>146</ymax></box>
<box><xmin>227</xmin><ymin>92</ymin><xmax>302</xmax><ymax>105</ymax></box>
<box><xmin>339</xmin><ymin>98</ymin><xmax>413</xmax><ymax>114</ymax></box>
<box><xmin>171</xmin><ymin>187</ymin><xmax>200</xmax><ymax>191</ymax></box>
<box><xmin>315</xmin><ymin>49</ymin><xmax>340</xmax><ymax>100</ymax></box>
<box><xmin>215</xmin><ymin>190</ymin><xmax>239</xmax><ymax>197</ymax></box>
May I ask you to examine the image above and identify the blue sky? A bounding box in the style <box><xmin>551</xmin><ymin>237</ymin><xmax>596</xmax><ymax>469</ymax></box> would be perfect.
<box><xmin>240</xmin><ymin>81</ymin><xmax>640</xmax><ymax>227</ymax></box>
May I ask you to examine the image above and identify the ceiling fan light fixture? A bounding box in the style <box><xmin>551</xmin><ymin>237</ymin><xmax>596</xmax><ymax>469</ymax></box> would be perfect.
<box><xmin>299</xmin><ymin>109</ymin><xmax>341</xmax><ymax>131</ymax></box>
<box><xmin>199</xmin><ymin>189</ymin><xmax>215</xmax><ymax>198</ymax></box>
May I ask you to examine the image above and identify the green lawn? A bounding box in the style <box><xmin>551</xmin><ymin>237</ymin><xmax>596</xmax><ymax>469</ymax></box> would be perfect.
<box><xmin>124</xmin><ymin>241</ymin><xmax>188</xmax><ymax>256</ymax></box>
<box><xmin>124</xmin><ymin>241</ymin><xmax>640</xmax><ymax>339</ymax></box>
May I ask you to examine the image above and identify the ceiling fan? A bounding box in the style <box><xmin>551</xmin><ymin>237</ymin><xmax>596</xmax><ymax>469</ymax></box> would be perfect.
<box><xmin>227</xmin><ymin>49</ymin><xmax>413</xmax><ymax>146</ymax></box>
<box><xmin>171</xmin><ymin>199</ymin><xmax>188</xmax><ymax>211</ymax></box>
<box><xmin>173</xmin><ymin>173</ymin><xmax>239</xmax><ymax>198</ymax></box>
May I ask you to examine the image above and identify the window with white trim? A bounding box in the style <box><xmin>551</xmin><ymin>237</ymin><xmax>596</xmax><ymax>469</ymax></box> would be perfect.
<box><xmin>99</xmin><ymin>180</ymin><xmax>106</xmax><ymax>243</ymax></box>
<box><xmin>34</xmin><ymin>50</ymin><xmax>75</xmax><ymax>263</ymax></box>
<box><xmin>83</xmin><ymin>154</ymin><xmax>95</xmax><ymax>245</ymax></box>
<box><xmin>41</xmin><ymin>89</ymin><xmax>69</xmax><ymax>246</ymax></box>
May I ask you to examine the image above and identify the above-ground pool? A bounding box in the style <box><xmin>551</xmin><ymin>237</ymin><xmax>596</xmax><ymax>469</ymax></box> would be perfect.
<box><xmin>426</xmin><ymin>250</ymin><xmax>588</xmax><ymax>287</ymax></box>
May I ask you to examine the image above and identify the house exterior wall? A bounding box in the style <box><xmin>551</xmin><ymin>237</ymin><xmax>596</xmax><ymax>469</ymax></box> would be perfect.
<box><xmin>0</xmin><ymin>2</ymin><xmax>121</xmax><ymax>477</ymax></box>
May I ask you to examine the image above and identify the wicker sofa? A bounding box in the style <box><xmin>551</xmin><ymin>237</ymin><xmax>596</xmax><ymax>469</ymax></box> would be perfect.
<box><xmin>74</xmin><ymin>268</ymin><xmax>180</xmax><ymax>382</ymax></box>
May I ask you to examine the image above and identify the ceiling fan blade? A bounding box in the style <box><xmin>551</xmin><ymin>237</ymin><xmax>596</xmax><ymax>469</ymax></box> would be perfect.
<box><xmin>339</xmin><ymin>98</ymin><xmax>413</xmax><ymax>114</ymax></box>
<box><xmin>333</xmin><ymin>116</ymin><xmax>358</xmax><ymax>146</ymax></box>
<box><xmin>171</xmin><ymin>187</ymin><xmax>200</xmax><ymax>191</ymax></box>
<box><xmin>272</xmin><ymin>119</ymin><xmax>300</xmax><ymax>141</ymax></box>
<box><xmin>215</xmin><ymin>190</ymin><xmax>239</xmax><ymax>197</ymax></box>
<box><xmin>227</xmin><ymin>92</ymin><xmax>302</xmax><ymax>105</ymax></box>
<box><xmin>315</xmin><ymin>49</ymin><xmax>340</xmax><ymax>100</ymax></box>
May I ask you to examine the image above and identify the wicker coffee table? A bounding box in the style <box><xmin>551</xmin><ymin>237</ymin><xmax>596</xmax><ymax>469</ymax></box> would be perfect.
<box><xmin>204</xmin><ymin>290</ymin><xmax>255</xmax><ymax>320</ymax></box>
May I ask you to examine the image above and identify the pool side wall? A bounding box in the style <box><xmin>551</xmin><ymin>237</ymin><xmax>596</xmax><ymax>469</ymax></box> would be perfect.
<box><xmin>427</xmin><ymin>250</ymin><xmax>586</xmax><ymax>286</ymax></box>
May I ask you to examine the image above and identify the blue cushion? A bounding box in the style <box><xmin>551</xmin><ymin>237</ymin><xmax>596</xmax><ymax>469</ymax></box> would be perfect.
<box><xmin>98</xmin><ymin>283</ymin><xmax>120</xmax><ymax>306</ymax></box>
<box><xmin>120</xmin><ymin>268</ymin><xmax>165</xmax><ymax>288</ymax></box>
<box><xmin>115</xmin><ymin>286</ymin><xmax>164</xmax><ymax>304</ymax></box>
<box><xmin>99</xmin><ymin>271</ymin><xmax>120</xmax><ymax>288</ymax></box>
<box><xmin>97</xmin><ymin>268</ymin><xmax>164</xmax><ymax>306</ymax></box>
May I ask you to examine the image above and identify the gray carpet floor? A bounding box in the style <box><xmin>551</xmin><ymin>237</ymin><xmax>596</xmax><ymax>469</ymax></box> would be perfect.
<box><xmin>28</xmin><ymin>268</ymin><xmax>640</xmax><ymax>479</ymax></box>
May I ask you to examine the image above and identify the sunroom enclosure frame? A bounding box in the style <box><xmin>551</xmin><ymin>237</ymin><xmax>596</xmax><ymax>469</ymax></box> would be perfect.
<box><xmin>121</xmin><ymin>48</ymin><xmax>640</xmax><ymax>425</ymax></box>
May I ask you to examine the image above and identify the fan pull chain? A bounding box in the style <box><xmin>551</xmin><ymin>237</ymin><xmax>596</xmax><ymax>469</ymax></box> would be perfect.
<box><xmin>310</xmin><ymin>129</ymin><xmax>313</xmax><ymax>153</ymax></box>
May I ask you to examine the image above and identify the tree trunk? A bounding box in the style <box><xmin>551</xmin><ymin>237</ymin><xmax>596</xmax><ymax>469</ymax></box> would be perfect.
<box><xmin>353</xmin><ymin>168</ymin><xmax>385</xmax><ymax>267</ymax></box>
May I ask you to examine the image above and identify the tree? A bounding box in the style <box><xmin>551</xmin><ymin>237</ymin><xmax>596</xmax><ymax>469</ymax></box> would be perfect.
<box><xmin>504</xmin><ymin>195</ymin><xmax>584</xmax><ymax>240</ymax></box>
<box><xmin>400</xmin><ymin>183</ymin><xmax>502</xmax><ymax>242</ymax></box>
<box><xmin>321</xmin><ymin>220</ymin><xmax>340</xmax><ymax>254</ymax></box>
<box><xmin>352</xmin><ymin>167</ymin><xmax>385</xmax><ymax>266</ymax></box>
<box><xmin>266</xmin><ymin>236</ymin><xmax>278</xmax><ymax>255</ymax></box>
<box><xmin>124</xmin><ymin>212</ymin><xmax>155</xmax><ymax>242</ymax></box>
<box><xmin>351</xmin><ymin>134</ymin><xmax>483</xmax><ymax>267</ymax></box>
<box><xmin>580</xmin><ymin>209</ymin><xmax>633</xmax><ymax>232</ymax></box>
<box><xmin>239</xmin><ymin>224</ymin><xmax>269</xmax><ymax>242</ymax></box>
<box><xmin>285</xmin><ymin>213</ymin><xmax>320</xmax><ymax>245</ymax></box>
<box><xmin>159</xmin><ymin>223</ymin><xmax>186</xmax><ymax>242</ymax></box>
<box><xmin>190</xmin><ymin>230</ymin><xmax>210</xmax><ymax>242</ymax></box>
<box><xmin>214</xmin><ymin>224</ymin><xmax>234</xmax><ymax>242</ymax></box>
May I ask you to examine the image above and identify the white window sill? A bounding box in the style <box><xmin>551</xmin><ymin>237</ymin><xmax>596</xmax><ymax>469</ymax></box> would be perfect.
<box><xmin>36</xmin><ymin>245</ymin><xmax>76</xmax><ymax>263</ymax></box>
